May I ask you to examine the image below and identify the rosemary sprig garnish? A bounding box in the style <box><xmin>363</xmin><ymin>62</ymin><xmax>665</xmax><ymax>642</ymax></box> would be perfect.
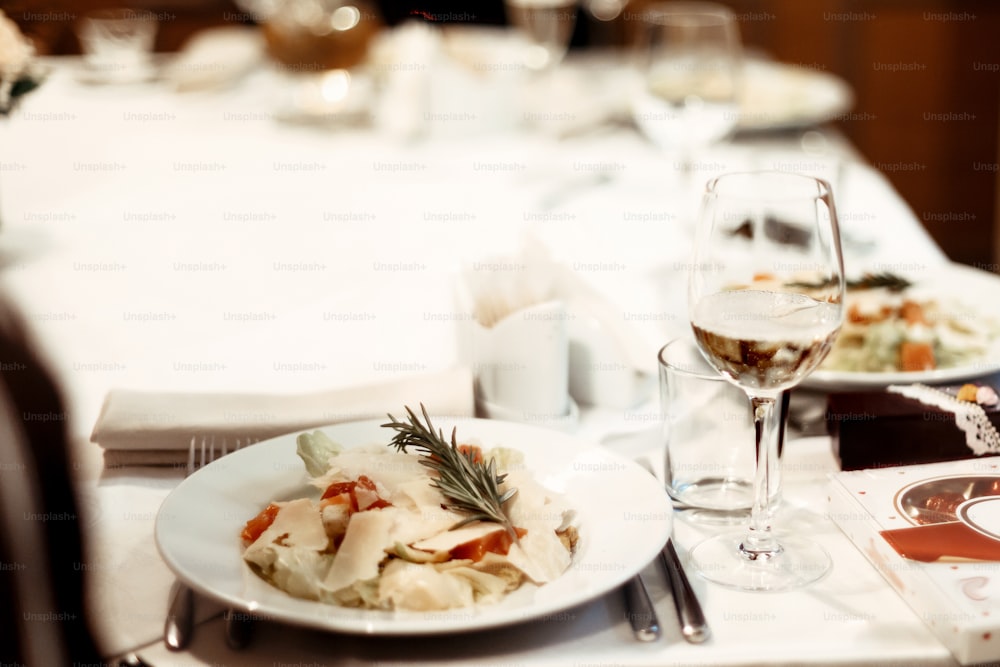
<box><xmin>784</xmin><ymin>272</ymin><xmax>912</xmax><ymax>293</ymax></box>
<box><xmin>382</xmin><ymin>404</ymin><xmax>519</xmax><ymax>541</ymax></box>
<box><xmin>846</xmin><ymin>272</ymin><xmax>912</xmax><ymax>292</ymax></box>
<box><xmin>784</xmin><ymin>275</ymin><xmax>838</xmax><ymax>291</ymax></box>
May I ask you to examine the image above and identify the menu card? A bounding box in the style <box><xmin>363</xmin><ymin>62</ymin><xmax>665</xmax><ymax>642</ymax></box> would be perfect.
<box><xmin>828</xmin><ymin>457</ymin><xmax>1000</xmax><ymax>665</ymax></box>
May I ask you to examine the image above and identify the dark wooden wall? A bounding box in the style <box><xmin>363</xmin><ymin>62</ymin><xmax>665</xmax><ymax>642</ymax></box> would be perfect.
<box><xmin>722</xmin><ymin>0</ymin><xmax>1000</xmax><ymax>270</ymax></box>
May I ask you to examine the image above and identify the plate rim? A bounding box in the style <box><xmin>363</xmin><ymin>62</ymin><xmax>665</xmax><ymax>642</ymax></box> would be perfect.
<box><xmin>154</xmin><ymin>416</ymin><xmax>672</xmax><ymax>636</ymax></box>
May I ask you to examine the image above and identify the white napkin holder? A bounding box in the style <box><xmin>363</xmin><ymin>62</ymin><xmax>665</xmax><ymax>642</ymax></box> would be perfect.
<box><xmin>469</xmin><ymin>299</ymin><xmax>576</xmax><ymax>427</ymax></box>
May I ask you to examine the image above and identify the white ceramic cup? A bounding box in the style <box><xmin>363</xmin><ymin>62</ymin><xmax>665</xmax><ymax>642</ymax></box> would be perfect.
<box><xmin>472</xmin><ymin>299</ymin><xmax>574</xmax><ymax>425</ymax></box>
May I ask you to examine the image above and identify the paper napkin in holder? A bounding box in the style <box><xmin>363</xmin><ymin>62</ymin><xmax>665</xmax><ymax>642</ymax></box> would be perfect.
<box><xmin>471</xmin><ymin>299</ymin><xmax>574</xmax><ymax>425</ymax></box>
<box><xmin>91</xmin><ymin>366</ymin><xmax>474</xmax><ymax>467</ymax></box>
<box><xmin>457</xmin><ymin>251</ymin><xmax>577</xmax><ymax>428</ymax></box>
<box><xmin>458</xmin><ymin>240</ymin><xmax>656</xmax><ymax>419</ymax></box>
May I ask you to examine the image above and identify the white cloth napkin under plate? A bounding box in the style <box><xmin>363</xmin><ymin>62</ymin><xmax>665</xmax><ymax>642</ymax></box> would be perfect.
<box><xmin>91</xmin><ymin>366</ymin><xmax>474</xmax><ymax>466</ymax></box>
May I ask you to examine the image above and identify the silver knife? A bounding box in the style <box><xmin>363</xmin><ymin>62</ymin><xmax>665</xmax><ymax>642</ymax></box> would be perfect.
<box><xmin>622</xmin><ymin>574</ymin><xmax>661</xmax><ymax>641</ymax></box>
<box><xmin>659</xmin><ymin>538</ymin><xmax>711</xmax><ymax>643</ymax></box>
<box><xmin>164</xmin><ymin>581</ymin><xmax>194</xmax><ymax>651</ymax></box>
<box><xmin>628</xmin><ymin>454</ymin><xmax>711</xmax><ymax>643</ymax></box>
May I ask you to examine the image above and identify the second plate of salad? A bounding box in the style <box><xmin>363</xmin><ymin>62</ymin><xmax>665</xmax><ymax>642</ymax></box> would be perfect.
<box><xmin>805</xmin><ymin>262</ymin><xmax>1000</xmax><ymax>390</ymax></box>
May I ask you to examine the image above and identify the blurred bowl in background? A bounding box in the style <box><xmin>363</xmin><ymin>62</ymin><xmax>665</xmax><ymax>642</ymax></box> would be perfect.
<box><xmin>239</xmin><ymin>0</ymin><xmax>384</xmax><ymax>72</ymax></box>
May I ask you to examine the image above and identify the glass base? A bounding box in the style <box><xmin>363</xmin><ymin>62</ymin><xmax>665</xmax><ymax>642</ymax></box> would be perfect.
<box><xmin>689</xmin><ymin>530</ymin><xmax>831</xmax><ymax>592</ymax></box>
<box><xmin>677</xmin><ymin>507</ymin><xmax>749</xmax><ymax>526</ymax></box>
<box><xmin>671</xmin><ymin>477</ymin><xmax>753</xmax><ymax>511</ymax></box>
<box><xmin>670</xmin><ymin>477</ymin><xmax>781</xmax><ymax>525</ymax></box>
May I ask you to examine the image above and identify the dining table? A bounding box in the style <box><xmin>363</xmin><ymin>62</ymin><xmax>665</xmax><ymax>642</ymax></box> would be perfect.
<box><xmin>0</xmin><ymin>23</ymin><xmax>977</xmax><ymax>667</ymax></box>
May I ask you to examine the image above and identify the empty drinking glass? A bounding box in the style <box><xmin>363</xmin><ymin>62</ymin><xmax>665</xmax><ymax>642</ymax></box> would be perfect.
<box><xmin>505</xmin><ymin>0</ymin><xmax>579</xmax><ymax>72</ymax></box>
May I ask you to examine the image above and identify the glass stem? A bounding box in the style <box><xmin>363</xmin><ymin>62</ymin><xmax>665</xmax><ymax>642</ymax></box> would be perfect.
<box><xmin>766</xmin><ymin>391</ymin><xmax>789</xmax><ymax>517</ymax></box>
<box><xmin>677</xmin><ymin>149</ymin><xmax>700</xmax><ymax>232</ymax></box>
<box><xmin>742</xmin><ymin>394</ymin><xmax>781</xmax><ymax>560</ymax></box>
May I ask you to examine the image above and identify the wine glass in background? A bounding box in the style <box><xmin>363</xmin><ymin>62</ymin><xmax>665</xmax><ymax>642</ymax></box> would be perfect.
<box><xmin>631</xmin><ymin>2</ymin><xmax>742</xmax><ymax>201</ymax></box>
<box><xmin>687</xmin><ymin>171</ymin><xmax>844</xmax><ymax>591</ymax></box>
<box><xmin>505</xmin><ymin>0</ymin><xmax>579</xmax><ymax>72</ymax></box>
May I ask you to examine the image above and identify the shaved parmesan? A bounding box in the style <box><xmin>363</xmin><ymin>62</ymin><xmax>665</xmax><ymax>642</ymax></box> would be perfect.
<box><xmin>378</xmin><ymin>559</ymin><xmax>475</xmax><ymax>610</ymax></box>
<box><xmin>506</xmin><ymin>528</ymin><xmax>571</xmax><ymax>583</ymax></box>
<box><xmin>244</xmin><ymin>498</ymin><xmax>327</xmax><ymax>556</ymax></box>
<box><xmin>411</xmin><ymin>522</ymin><xmax>506</xmax><ymax>553</ymax></box>
<box><xmin>243</xmin><ymin>498</ymin><xmax>332</xmax><ymax>599</ymax></box>
<box><xmin>323</xmin><ymin>507</ymin><xmax>398</xmax><ymax>593</ymax></box>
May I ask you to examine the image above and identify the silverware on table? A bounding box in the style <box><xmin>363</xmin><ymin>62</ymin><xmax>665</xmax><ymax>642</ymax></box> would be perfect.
<box><xmin>224</xmin><ymin>608</ymin><xmax>256</xmax><ymax>650</ymax></box>
<box><xmin>163</xmin><ymin>579</ymin><xmax>194</xmax><ymax>651</ymax></box>
<box><xmin>115</xmin><ymin>651</ymin><xmax>154</xmax><ymax>667</ymax></box>
<box><xmin>622</xmin><ymin>574</ymin><xmax>661</xmax><ymax>641</ymax></box>
<box><xmin>659</xmin><ymin>538</ymin><xmax>711</xmax><ymax>643</ymax></box>
<box><xmin>164</xmin><ymin>435</ymin><xmax>257</xmax><ymax>651</ymax></box>
<box><xmin>632</xmin><ymin>455</ymin><xmax>711</xmax><ymax>643</ymax></box>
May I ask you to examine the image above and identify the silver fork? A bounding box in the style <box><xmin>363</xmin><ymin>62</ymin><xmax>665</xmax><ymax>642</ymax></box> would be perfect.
<box><xmin>164</xmin><ymin>435</ymin><xmax>258</xmax><ymax>652</ymax></box>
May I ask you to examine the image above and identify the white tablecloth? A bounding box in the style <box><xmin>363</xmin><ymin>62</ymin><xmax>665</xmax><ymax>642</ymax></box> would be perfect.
<box><xmin>0</xmin><ymin>45</ymin><xmax>960</xmax><ymax>666</ymax></box>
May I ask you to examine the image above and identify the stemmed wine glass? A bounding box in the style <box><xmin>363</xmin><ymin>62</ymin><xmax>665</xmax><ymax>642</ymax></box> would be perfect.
<box><xmin>505</xmin><ymin>0</ymin><xmax>579</xmax><ymax>132</ymax></box>
<box><xmin>687</xmin><ymin>171</ymin><xmax>845</xmax><ymax>591</ymax></box>
<box><xmin>505</xmin><ymin>0</ymin><xmax>579</xmax><ymax>72</ymax></box>
<box><xmin>631</xmin><ymin>3</ymin><xmax>741</xmax><ymax>214</ymax></box>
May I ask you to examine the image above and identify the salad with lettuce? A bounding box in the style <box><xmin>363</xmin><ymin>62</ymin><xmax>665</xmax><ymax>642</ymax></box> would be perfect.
<box><xmin>820</xmin><ymin>283</ymin><xmax>998</xmax><ymax>374</ymax></box>
<box><xmin>239</xmin><ymin>427</ymin><xmax>578</xmax><ymax>612</ymax></box>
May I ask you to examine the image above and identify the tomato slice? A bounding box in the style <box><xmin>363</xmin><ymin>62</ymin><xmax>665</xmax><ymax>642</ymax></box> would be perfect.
<box><xmin>320</xmin><ymin>476</ymin><xmax>392</xmax><ymax>513</ymax></box>
<box><xmin>457</xmin><ymin>444</ymin><xmax>483</xmax><ymax>465</ymax></box>
<box><xmin>354</xmin><ymin>475</ymin><xmax>391</xmax><ymax>510</ymax></box>
<box><xmin>900</xmin><ymin>340</ymin><xmax>935</xmax><ymax>371</ymax></box>
<box><xmin>240</xmin><ymin>503</ymin><xmax>281</xmax><ymax>544</ymax></box>
<box><xmin>900</xmin><ymin>300</ymin><xmax>928</xmax><ymax>325</ymax></box>
<box><xmin>449</xmin><ymin>526</ymin><xmax>527</xmax><ymax>562</ymax></box>
<box><xmin>321</xmin><ymin>481</ymin><xmax>356</xmax><ymax>500</ymax></box>
<box><xmin>321</xmin><ymin>481</ymin><xmax>359</xmax><ymax>511</ymax></box>
<box><xmin>320</xmin><ymin>492</ymin><xmax>352</xmax><ymax>509</ymax></box>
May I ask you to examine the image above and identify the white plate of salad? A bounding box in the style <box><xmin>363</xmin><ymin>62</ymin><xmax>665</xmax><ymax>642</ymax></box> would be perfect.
<box><xmin>738</xmin><ymin>59</ymin><xmax>854</xmax><ymax>132</ymax></box>
<box><xmin>154</xmin><ymin>410</ymin><xmax>672</xmax><ymax>635</ymax></box>
<box><xmin>804</xmin><ymin>262</ymin><xmax>1000</xmax><ymax>390</ymax></box>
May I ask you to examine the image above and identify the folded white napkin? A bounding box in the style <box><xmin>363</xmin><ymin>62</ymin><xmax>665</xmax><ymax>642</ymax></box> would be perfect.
<box><xmin>91</xmin><ymin>367</ymin><xmax>474</xmax><ymax>466</ymax></box>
